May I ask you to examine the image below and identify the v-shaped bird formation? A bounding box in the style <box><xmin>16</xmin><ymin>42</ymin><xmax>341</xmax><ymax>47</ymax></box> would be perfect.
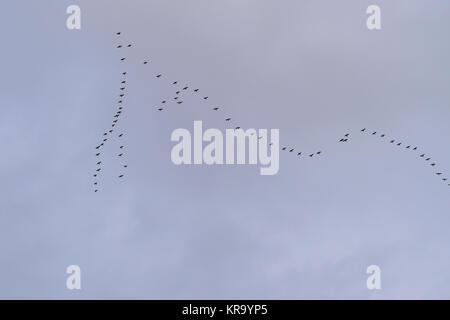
<box><xmin>91</xmin><ymin>31</ymin><xmax>449</xmax><ymax>192</ymax></box>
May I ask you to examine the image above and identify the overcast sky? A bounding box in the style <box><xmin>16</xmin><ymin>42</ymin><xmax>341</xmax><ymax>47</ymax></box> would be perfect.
<box><xmin>1</xmin><ymin>0</ymin><xmax>450</xmax><ymax>299</ymax></box>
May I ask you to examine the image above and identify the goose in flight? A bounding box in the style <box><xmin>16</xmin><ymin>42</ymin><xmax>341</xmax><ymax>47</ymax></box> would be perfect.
<box><xmin>143</xmin><ymin>61</ymin><xmax>148</xmax><ymax>64</ymax></box>
<box><xmin>176</xmin><ymin>91</ymin><xmax>180</xmax><ymax>94</ymax></box>
<box><xmin>118</xmin><ymin>153</ymin><xmax>123</xmax><ymax>157</ymax></box>
<box><xmin>406</xmin><ymin>146</ymin><xmax>411</xmax><ymax>149</ymax></box>
<box><xmin>235</xmin><ymin>127</ymin><xmax>241</xmax><ymax>130</ymax></box>
<box><xmin>122</xmin><ymin>72</ymin><xmax>127</xmax><ymax>75</ymax></box>
<box><xmin>177</xmin><ymin>101</ymin><xmax>183</xmax><ymax>104</ymax></box>
<box><xmin>297</xmin><ymin>152</ymin><xmax>302</xmax><ymax>156</ymax></box>
<box><xmin>213</xmin><ymin>107</ymin><xmax>219</xmax><ymax>111</ymax></box>
<box><xmin>183</xmin><ymin>87</ymin><xmax>188</xmax><ymax>90</ymax></box>
<box><xmin>120</xmin><ymin>94</ymin><xmax>124</xmax><ymax>97</ymax></box>
<box><xmin>372</xmin><ymin>132</ymin><xmax>377</xmax><ymax>135</ymax></box>
<box><xmin>420</xmin><ymin>154</ymin><xmax>425</xmax><ymax>157</ymax></box>
<box><xmin>119</xmin><ymin>134</ymin><xmax>123</xmax><ymax>137</ymax></box>
<box><xmin>120</xmin><ymin>87</ymin><xmax>125</xmax><ymax>90</ymax></box>
<box><xmin>289</xmin><ymin>149</ymin><xmax>294</xmax><ymax>152</ymax></box>
<box><xmin>120</xmin><ymin>146</ymin><xmax>124</xmax><ymax>149</ymax></box>
<box><xmin>194</xmin><ymin>89</ymin><xmax>199</xmax><ymax>92</ymax></box>
<box><xmin>397</xmin><ymin>143</ymin><xmax>402</xmax><ymax>146</ymax></box>
<box><xmin>156</xmin><ymin>74</ymin><xmax>162</xmax><ymax>78</ymax></box>
<box><xmin>103</xmin><ymin>138</ymin><xmax>107</xmax><ymax>142</ymax></box>
<box><xmin>116</xmin><ymin>32</ymin><xmax>121</xmax><ymax>35</ymax></box>
<box><xmin>162</xmin><ymin>100</ymin><xmax>166</xmax><ymax>104</ymax></box>
<box><xmin>127</xmin><ymin>44</ymin><xmax>132</xmax><ymax>47</ymax></box>
<box><xmin>225</xmin><ymin>118</ymin><xmax>231</xmax><ymax>121</ymax></box>
<box><xmin>344</xmin><ymin>134</ymin><xmax>349</xmax><ymax>137</ymax></box>
<box><xmin>361</xmin><ymin>128</ymin><xmax>366</xmax><ymax>132</ymax></box>
<box><xmin>390</xmin><ymin>140</ymin><xmax>395</xmax><ymax>143</ymax></box>
<box><xmin>203</xmin><ymin>96</ymin><xmax>209</xmax><ymax>100</ymax></box>
<box><xmin>174</xmin><ymin>97</ymin><xmax>179</xmax><ymax>100</ymax></box>
<box><xmin>173</xmin><ymin>81</ymin><xmax>178</xmax><ymax>85</ymax></box>
<box><xmin>380</xmin><ymin>134</ymin><xmax>385</xmax><ymax>137</ymax></box>
<box><xmin>158</xmin><ymin>108</ymin><xmax>163</xmax><ymax>111</ymax></box>
<box><xmin>426</xmin><ymin>158</ymin><xmax>431</xmax><ymax>161</ymax></box>
<box><xmin>97</xmin><ymin>161</ymin><xmax>101</xmax><ymax>165</ymax></box>
<box><xmin>436</xmin><ymin>173</ymin><xmax>443</xmax><ymax>175</ymax></box>
<box><xmin>119</xmin><ymin>175</ymin><xmax>124</xmax><ymax>178</ymax></box>
<box><xmin>431</xmin><ymin>163</ymin><xmax>436</xmax><ymax>166</ymax></box>
<box><xmin>94</xmin><ymin>182</ymin><xmax>98</xmax><ymax>186</ymax></box>
<box><xmin>413</xmin><ymin>147</ymin><xmax>418</xmax><ymax>150</ymax></box>
<box><xmin>316</xmin><ymin>151</ymin><xmax>322</xmax><ymax>155</ymax></box>
<box><xmin>282</xmin><ymin>147</ymin><xmax>287</xmax><ymax>150</ymax></box>
<box><xmin>120</xmin><ymin>58</ymin><xmax>125</xmax><ymax>61</ymax></box>
<box><xmin>96</xmin><ymin>168</ymin><xmax>101</xmax><ymax>172</ymax></box>
<box><xmin>94</xmin><ymin>189</ymin><xmax>98</xmax><ymax>193</ymax></box>
<box><xmin>93</xmin><ymin>174</ymin><xmax>97</xmax><ymax>177</ymax></box>
<box><xmin>124</xmin><ymin>165</ymin><xmax>128</xmax><ymax>168</ymax></box>
<box><xmin>117</xmin><ymin>45</ymin><xmax>122</xmax><ymax>48</ymax></box>
<box><xmin>309</xmin><ymin>153</ymin><xmax>314</xmax><ymax>157</ymax></box>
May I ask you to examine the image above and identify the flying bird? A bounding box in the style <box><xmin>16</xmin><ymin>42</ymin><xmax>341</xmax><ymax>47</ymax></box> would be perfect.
<box><xmin>127</xmin><ymin>44</ymin><xmax>132</xmax><ymax>47</ymax></box>
<box><xmin>117</xmin><ymin>45</ymin><xmax>122</xmax><ymax>48</ymax></box>
<box><xmin>177</xmin><ymin>101</ymin><xmax>183</xmax><ymax>104</ymax></box>
<box><xmin>119</xmin><ymin>134</ymin><xmax>123</xmax><ymax>137</ymax></box>
<box><xmin>158</xmin><ymin>108</ymin><xmax>163</xmax><ymax>111</ymax></box>
<box><xmin>173</xmin><ymin>81</ymin><xmax>178</xmax><ymax>85</ymax></box>
<box><xmin>183</xmin><ymin>87</ymin><xmax>188</xmax><ymax>90</ymax></box>
<box><xmin>156</xmin><ymin>74</ymin><xmax>162</xmax><ymax>78</ymax></box>
<box><xmin>289</xmin><ymin>149</ymin><xmax>294</xmax><ymax>152</ymax></box>
<box><xmin>282</xmin><ymin>147</ymin><xmax>287</xmax><ymax>150</ymax></box>
<box><xmin>120</xmin><ymin>58</ymin><xmax>125</xmax><ymax>61</ymax></box>
<box><xmin>203</xmin><ymin>97</ymin><xmax>208</xmax><ymax>100</ymax></box>
<box><xmin>119</xmin><ymin>175</ymin><xmax>124</xmax><ymax>178</ymax></box>
<box><xmin>116</xmin><ymin>32</ymin><xmax>121</xmax><ymax>35</ymax></box>
<box><xmin>96</xmin><ymin>153</ymin><xmax>100</xmax><ymax>156</ymax></box>
<box><xmin>309</xmin><ymin>153</ymin><xmax>314</xmax><ymax>157</ymax></box>
<box><xmin>372</xmin><ymin>132</ymin><xmax>377</xmax><ymax>135</ymax></box>
<box><xmin>213</xmin><ymin>107</ymin><xmax>219</xmax><ymax>111</ymax></box>
<box><xmin>143</xmin><ymin>61</ymin><xmax>148</xmax><ymax>64</ymax></box>
<box><xmin>361</xmin><ymin>128</ymin><xmax>366</xmax><ymax>132</ymax></box>
<box><xmin>390</xmin><ymin>140</ymin><xmax>395</xmax><ymax>143</ymax></box>
<box><xmin>297</xmin><ymin>152</ymin><xmax>302</xmax><ymax>156</ymax></box>
<box><xmin>194</xmin><ymin>89</ymin><xmax>199</xmax><ymax>92</ymax></box>
<box><xmin>225</xmin><ymin>118</ymin><xmax>231</xmax><ymax>121</ymax></box>
<box><xmin>118</xmin><ymin>153</ymin><xmax>123</xmax><ymax>157</ymax></box>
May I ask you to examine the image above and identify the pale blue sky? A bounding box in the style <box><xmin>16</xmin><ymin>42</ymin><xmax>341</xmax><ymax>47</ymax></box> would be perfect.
<box><xmin>0</xmin><ymin>0</ymin><xmax>449</xmax><ymax>299</ymax></box>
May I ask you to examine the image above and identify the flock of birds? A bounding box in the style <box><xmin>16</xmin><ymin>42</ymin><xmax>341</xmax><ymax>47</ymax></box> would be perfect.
<box><xmin>91</xmin><ymin>31</ymin><xmax>449</xmax><ymax>192</ymax></box>
<box><xmin>91</xmin><ymin>32</ymin><xmax>130</xmax><ymax>193</ymax></box>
